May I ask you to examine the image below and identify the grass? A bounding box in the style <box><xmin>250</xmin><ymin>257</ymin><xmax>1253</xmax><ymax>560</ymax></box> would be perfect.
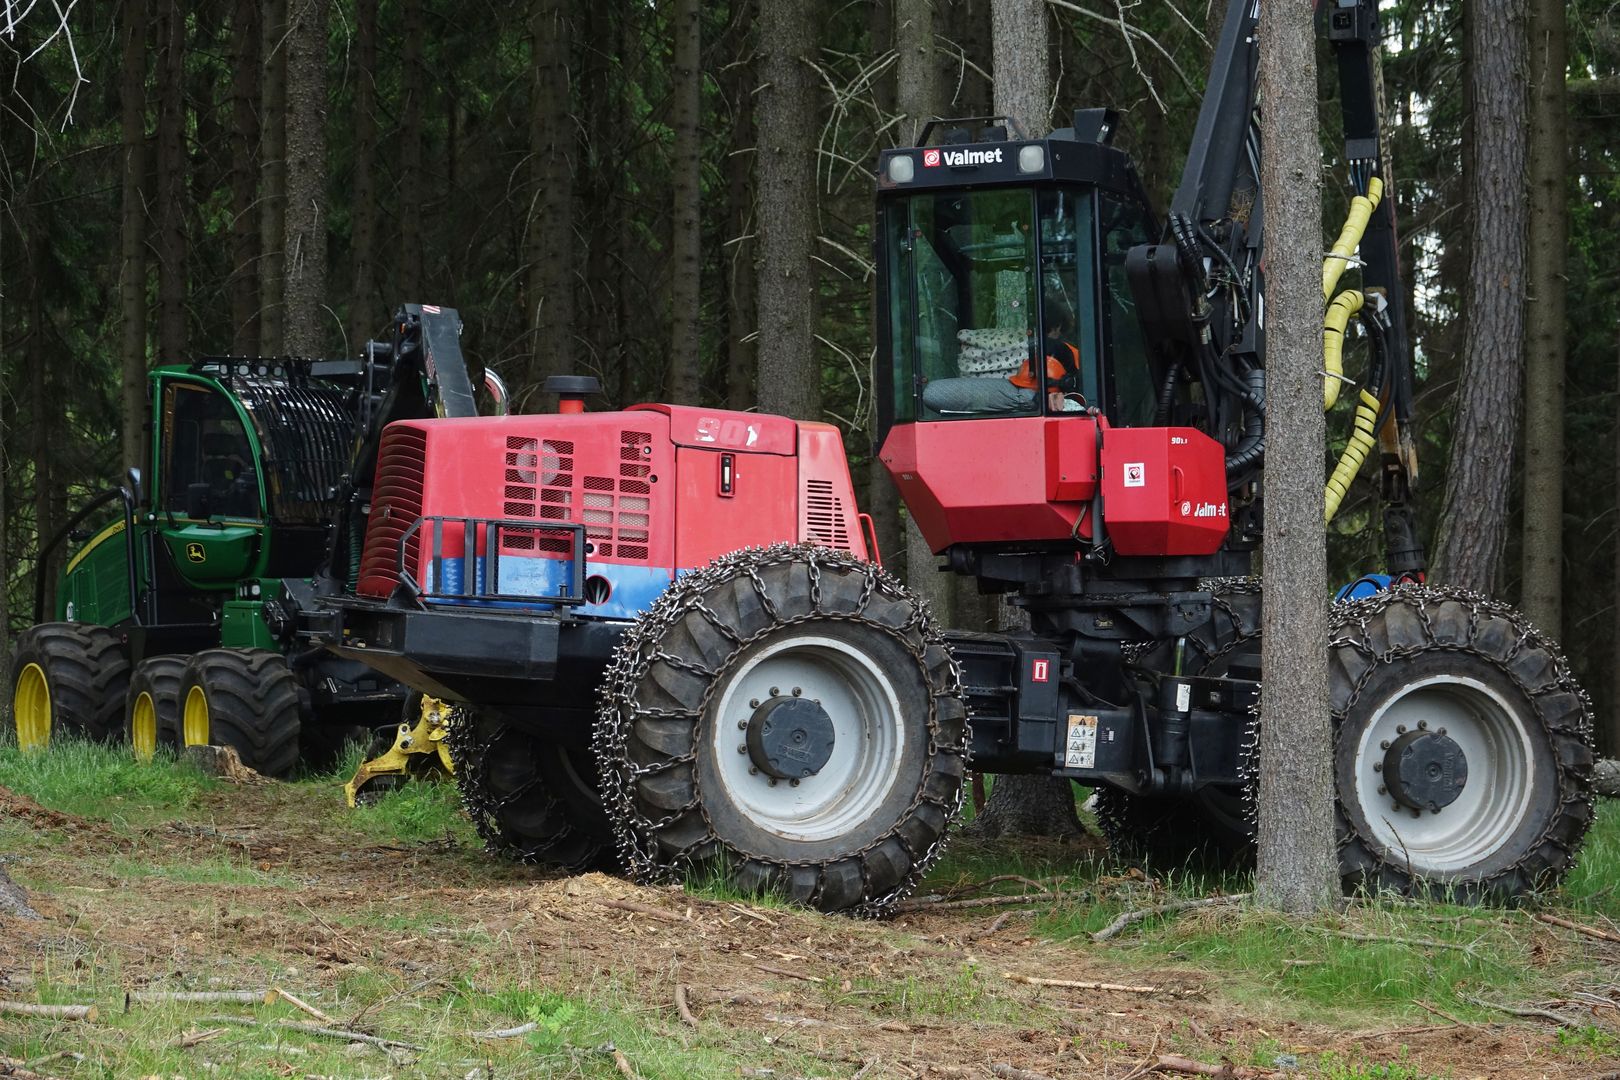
<box><xmin>0</xmin><ymin>738</ymin><xmax>221</xmax><ymax>822</ymax></box>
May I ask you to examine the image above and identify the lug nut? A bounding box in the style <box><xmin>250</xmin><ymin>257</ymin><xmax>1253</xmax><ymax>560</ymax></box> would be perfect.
<box><xmin>769</xmin><ymin>686</ymin><xmax>780</xmax><ymax>697</ymax></box>
<box><xmin>792</xmin><ymin>687</ymin><xmax>802</xmax><ymax>697</ymax></box>
<box><xmin>1396</xmin><ymin>724</ymin><xmax>1407</xmax><ymax>734</ymax></box>
<box><xmin>1377</xmin><ymin>785</ymin><xmax>1387</xmax><ymax>795</ymax></box>
<box><xmin>738</xmin><ymin>744</ymin><xmax>748</xmax><ymax>754</ymax></box>
<box><xmin>1417</xmin><ymin>720</ymin><xmax>1428</xmax><ymax>730</ymax></box>
<box><xmin>748</xmin><ymin>766</ymin><xmax>758</xmax><ymax>775</ymax></box>
<box><xmin>750</xmin><ymin>699</ymin><xmax>760</xmax><ymax>709</ymax></box>
<box><xmin>789</xmin><ymin>778</ymin><xmax>800</xmax><ymax>787</ymax></box>
<box><xmin>768</xmin><ymin>777</ymin><xmax>778</xmax><ymax>786</ymax></box>
<box><xmin>1380</xmin><ymin>740</ymin><xmax>1391</xmax><ymax>750</ymax></box>
<box><xmin>1373</xmin><ymin>762</ymin><xmax>1382</xmax><ymax>773</ymax></box>
<box><xmin>1438</xmin><ymin>727</ymin><xmax>1446</xmax><ymax>736</ymax></box>
<box><xmin>738</xmin><ymin>720</ymin><xmax>747</xmax><ymax>730</ymax></box>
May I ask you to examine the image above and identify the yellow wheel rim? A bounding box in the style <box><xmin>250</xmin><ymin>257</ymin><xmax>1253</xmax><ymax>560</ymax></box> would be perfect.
<box><xmin>13</xmin><ymin>662</ymin><xmax>51</xmax><ymax>751</ymax></box>
<box><xmin>182</xmin><ymin>685</ymin><xmax>210</xmax><ymax>747</ymax></box>
<box><xmin>131</xmin><ymin>691</ymin><xmax>159</xmax><ymax>762</ymax></box>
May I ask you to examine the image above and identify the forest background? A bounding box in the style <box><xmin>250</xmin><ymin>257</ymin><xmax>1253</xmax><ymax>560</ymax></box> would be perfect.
<box><xmin>1</xmin><ymin>0</ymin><xmax>1618</xmax><ymax>758</ymax></box>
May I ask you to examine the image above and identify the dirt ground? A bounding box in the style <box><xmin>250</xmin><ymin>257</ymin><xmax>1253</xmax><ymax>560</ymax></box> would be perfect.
<box><xmin>2</xmin><ymin>780</ymin><xmax>1617</xmax><ymax>1080</ymax></box>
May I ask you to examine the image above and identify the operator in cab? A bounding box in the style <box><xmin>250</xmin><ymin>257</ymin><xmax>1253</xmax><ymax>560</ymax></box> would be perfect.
<box><xmin>1009</xmin><ymin>288</ymin><xmax>1086</xmax><ymax>412</ymax></box>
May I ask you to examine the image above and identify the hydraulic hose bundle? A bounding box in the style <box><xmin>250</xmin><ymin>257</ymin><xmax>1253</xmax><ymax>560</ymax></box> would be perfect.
<box><xmin>1320</xmin><ymin>176</ymin><xmax>1392</xmax><ymax>523</ymax></box>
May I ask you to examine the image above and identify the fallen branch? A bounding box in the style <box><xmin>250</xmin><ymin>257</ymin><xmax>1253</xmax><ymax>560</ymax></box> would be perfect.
<box><xmin>948</xmin><ymin>875</ymin><xmax>1053</xmax><ymax>898</ymax></box>
<box><xmin>754</xmin><ymin>964</ymin><xmax>823</xmax><ymax>984</ymax></box>
<box><xmin>991</xmin><ymin>1064</ymin><xmax>1055</xmax><ymax>1080</ymax></box>
<box><xmin>198</xmin><ymin>1013</ymin><xmax>424</xmax><ymax>1051</ymax></box>
<box><xmin>594</xmin><ymin>898</ymin><xmax>686</xmax><ymax>923</ymax></box>
<box><xmin>22</xmin><ymin>1051</ymin><xmax>83</xmax><ymax>1069</ymax></box>
<box><xmin>126</xmin><ymin>989</ymin><xmax>266</xmax><ymax>1009</ymax></box>
<box><xmin>1458</xmin><ymin>992</ymin><xmax>1581</xmax><ymax>1028</ymax></box>
<box><xmin>893</xmin><ymin>890</ymin><xmax>1091</xmax><ymax>914</ymax></box>
<box><xmin>1534</xmin><ymin>912</ymin><xmax>1620</xmax><ymax>945</ymax></box>
<box><xmin>611</xmin><ymin>1046</ymin><xmax>638</xmax><ymax>1080</ymax></box>
<box><xmin>1092</xmin><ymin>894</ymin><xmax>1248</xmax><ymax>942</ymax></box>
<box><xmin>1001</xmin><ymin>973</ymin><xmax>1184</xmax><ymax>996</ymax></box>
<box><xmin>0</xmin><ymin>1001</ymin><xmax>97</xmax><ymax>1022</ymax></box>
<box><xmin>1151</xmin><ymin>1053</ymin><xmax>1281</xmax><ymax>1078</ymax></box>
<box><xmin>1314</xmin><ymin>929</ymin><xmax>1493</xmax><ymax>962</ymax></box>
<box><xmin>675</xmin><ymin>983</ymin><xmax>698</xmax><ymax>1027</ymax></box>
<box><xmin>169</xmin><ymin>1028</ymin><xmax>226</xmax><ymax>1048</ymax></box>
<box><xmin>267</xmin><ymin>987</ymin><xmax>334</xmax><ymax>1024</ymax></box>
<box><xmin>0</xmin><ymin>1056</ymin><xmax>66</xmax><ymax>1080</ymax></box>
<box><xmin>470</xmin><ymin>1021</ymin><xmax>538</xmax><ymax>1039</ymax></box>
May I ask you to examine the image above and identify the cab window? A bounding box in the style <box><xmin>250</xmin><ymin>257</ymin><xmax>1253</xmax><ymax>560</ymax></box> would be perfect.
<box><xmin>161</xmin><ymin>382</ymin><xmax>261</xmax><ymax>519</ymax></box>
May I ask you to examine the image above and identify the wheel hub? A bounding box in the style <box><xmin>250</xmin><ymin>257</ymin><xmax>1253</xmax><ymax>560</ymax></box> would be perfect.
<box><xmin>746</xmin><ymin>695</ymin><xmax>836</xmax><ymax>780</ymax></box>
<box><xmin>1383</xmin><ymin>729</ymin><xmax>1468</xmax><ymax>812</ymax></box>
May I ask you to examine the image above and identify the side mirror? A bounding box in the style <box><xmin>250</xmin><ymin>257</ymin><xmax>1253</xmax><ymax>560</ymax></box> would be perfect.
<box><xmin>126</xmin><ymin>467</ymin><xmax>144</xmax><ymax>507</ymax></box>
<box><xmin>185</xmin><ymin>482</ymin><xmax>213</xmax><ymax>520</ymax></box>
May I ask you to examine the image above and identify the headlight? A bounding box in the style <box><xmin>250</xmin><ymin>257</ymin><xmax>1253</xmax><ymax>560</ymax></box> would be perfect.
<box><xmin>887</xmin><ymin>155</ymin><xmax>916</xmax><ymax>184</ymax></box>
<box><xmin>1018</xmin><ymin>145</ymin><xmax>1046</xmax><ymax>174</ymax></box>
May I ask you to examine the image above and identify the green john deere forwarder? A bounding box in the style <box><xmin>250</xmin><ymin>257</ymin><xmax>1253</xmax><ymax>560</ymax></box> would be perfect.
<box><xmin>9</xmin><ymin>304</ymin><xmax>499</xmax><ymax>785</ymax></box>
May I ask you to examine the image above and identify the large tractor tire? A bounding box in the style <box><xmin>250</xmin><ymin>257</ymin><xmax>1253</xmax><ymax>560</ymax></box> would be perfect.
<box><xmin>9</xmin><ymin>623</ymin><xmax>130</xmax><ymax>748</ymax></box>
<box><xmin>445</xmin><ymin>709</ymin><xmax>616</xmax><ymax>870</ymax></box>
<box><xmin>596</xmin><ymin>545</ymin><xmax>969</xmax><ymax>915</ymax></box>
<box><xmin>1329</xmin><ymin>586</ymin><xmax>1594</xmax><ymax>902</ymax></box>
<box><xmin>126</xmin><ymin>655</ymin><xmax>188</xmax><ymax>761</ymax></box>
<box><xmin>178</xmin><ymin>649</ymin><xmax>302</xmax><ymax>778</ymax></box>
<box><xmin>1096</xmin><ymin>581</ymin><xmax>1260</xmax><ymax>868</ymax></box>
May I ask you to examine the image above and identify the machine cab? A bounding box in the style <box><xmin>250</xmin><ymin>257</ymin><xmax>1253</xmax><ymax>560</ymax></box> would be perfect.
<box><xmin>874</xmin><ymin>117</ymin><xmax>1230</xmax><ymax>559</ymax></box>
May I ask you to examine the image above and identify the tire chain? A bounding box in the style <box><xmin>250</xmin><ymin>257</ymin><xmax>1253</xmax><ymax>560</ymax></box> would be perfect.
<box><xmin>593</xmin><ymin>543</ymin><xmax>971</xmax><ymax>918</ymax></box>
<box><xmin>443</xmin><ymin>705</ymin><xmax>602</xmax><ymax>866</ymax></box>
<box><xmin>1320</xmin><ymin>582</ymin><xmax>1595</xmax><ymax>890</ymax></box>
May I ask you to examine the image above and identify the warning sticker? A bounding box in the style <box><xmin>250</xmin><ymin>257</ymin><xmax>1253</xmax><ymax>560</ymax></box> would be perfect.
<box><xmin>1065</xmin><ymin>713</ymin><xmax>1099</xmax><ymax>770</ymax></box>
<box><xmin>1123</xmin><ymin>462</ymin><xmax>1146</xmax><ymax>488</ymax></box>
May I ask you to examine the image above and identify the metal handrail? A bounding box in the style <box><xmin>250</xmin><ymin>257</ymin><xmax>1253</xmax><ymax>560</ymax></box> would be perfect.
<box><xmin>34</xmin><ymin>485</ymin><xmax>139</xmax><ymax>625</ymax></box>
<box><xmin>394</xmin><ymin>515</ymin><xmax>588</xmax><ymax>607</ymax></box>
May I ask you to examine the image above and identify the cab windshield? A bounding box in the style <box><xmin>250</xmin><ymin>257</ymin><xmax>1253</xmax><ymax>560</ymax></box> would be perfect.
<box><xmin>884</xmin><ymin>185</ymin><xmax>1099</xmax><ymax>422</ymax></box>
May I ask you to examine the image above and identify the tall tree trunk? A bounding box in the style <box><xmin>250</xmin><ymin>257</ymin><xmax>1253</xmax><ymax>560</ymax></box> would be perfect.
<box><xmin>990</xmin><ymin>0</ymin><xmax>1047</xmax><ymax>136</ymax></box>
<box><xmin>29</xmin><ymin>239</ymin><xmax>55</xmax><ymax>620</ymax></box>
<box><xmin>119</xmin><ymin>0</ymin><xmax>150</xmax><ymax>474</ymax></box>
<box><xmin>525</xmin><ymin>0</ymin><xmax>575</xmax><ymax>398</ymax></box>
<box><xmin>1431</xmin><ymin>0</ymin><xmax>1528</xmax><ymax>595</ymax></box>
<box><xmin>230</xmin><ymin>0</ymin><xmax>261</xmax><ymax>355</ymax></box>
<box><xmin>282</xmin><ymin>0</ymin><xmax>330</xmax><ymax>357</ymax></box>
<box><xmin>397</xmin><ymin>0</ymin><xmax>424</xmax><ymax>300</ymax></box>
<box><xmin>0</xmin><ymin>208</ymin><xmax>9</xmax><ymax>686</ymax></box>
<box><xmin>155</xmin><ymin>0</ymin><xmax>187</xmax><ymax>361</ymax></box>
<box><xmin>969</xmin><ymin>0</ymin><xmax>1079</xmax><ymax>841</ymax></box>
<box><xmin>1254</xmin><ymin>0</ymin><xmax>1335</xmax><ymax>915</ymax></box>
<box><xmin>667</xmin><ymin>0</ymin><xmax>702</xmax><ymax>404</ymax></box>
<box><xmin>347</xmin><ymin>0</ymin><xmax>378</xmax><ymax>352</ymax></box>
<box><xmin>1520</xmin><ymin>0</ymin><xmax>1566</xmax><ymax>634</ymax></box>
<box><xmin>754</xmin><ymin>0</ymin><xmax>820</xmax><ymax>420</ymax></box>
<box><xmin>723</xmin><ymin>9</ymin><xmax>757</xmax><ymax>412</ymax></box>
<box><xmin>259</xmin><ymin>0</ymin><xmax>289</xmax><ymax>355</ymax></box>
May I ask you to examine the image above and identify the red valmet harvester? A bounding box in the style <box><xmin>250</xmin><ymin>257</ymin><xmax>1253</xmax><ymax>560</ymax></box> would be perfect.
<box><xmin>324</xmin><ymin>0</ymin><xmax>1594</xmax><ymax>914</ymax></box>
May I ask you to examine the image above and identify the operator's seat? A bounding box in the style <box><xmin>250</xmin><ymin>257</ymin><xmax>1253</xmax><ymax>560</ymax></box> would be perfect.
<box><xmin>201</xmin><ymin>432</ymin><xmax>254</xmax><ymax>515</ymax></box>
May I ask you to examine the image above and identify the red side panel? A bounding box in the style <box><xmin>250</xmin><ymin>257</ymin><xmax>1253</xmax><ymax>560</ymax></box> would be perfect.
<box><xmin>356</xmin><ymin>413</ymin><xmax>677</xmax><ymax>597</ymax></box>
<box><xmin>1099</xmin><ymin>427</ymin><xmax>1229</xmax><ymax>556</ymax></box>
<box><xmin>628</xmin><ymin>403</ymin><xmax>797</xmax><ymax>456</ymax></box>
<box><xmin>796</xmin><ymin>423</ymin><xmax>869</xmax><ymax>560</ymax></box>
<box><xmin>881</xmin><ymin>418</ymin><xmax>1094</xmax><ymax>554</ymax></box>
<box><xmin>673</xmin><ymin>447</ymin><xmax>797</xmax><ymax>568</ymax></box>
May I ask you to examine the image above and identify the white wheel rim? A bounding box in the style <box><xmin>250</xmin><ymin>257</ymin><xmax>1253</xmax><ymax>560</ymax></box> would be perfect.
<box><xmin>1351</xmin><ymin>675</ymin><xmax>1533</xmax><ymax>873</ymax></box>
<box><xmin>710</xmin><ymin>633</ymin><xmax>905</xmax><ymax>842</ymax></box>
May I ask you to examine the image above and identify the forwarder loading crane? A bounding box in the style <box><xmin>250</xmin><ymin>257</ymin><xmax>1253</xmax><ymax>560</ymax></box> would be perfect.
<box><xmin>10</xmin><ymin>305</ymin><xmax>502</xmax><ymax>797</ymax></box>
<box><xmin>263</xmin><ymin>0</ymin><xmax>1597</xmax><ymax>911</ymax></box>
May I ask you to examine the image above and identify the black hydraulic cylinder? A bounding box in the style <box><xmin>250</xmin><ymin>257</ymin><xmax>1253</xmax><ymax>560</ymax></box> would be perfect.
<box><xmin>1153</xmin><ymin>676</ymin><xmax>1193</xmax><ymax>769</ymax></box>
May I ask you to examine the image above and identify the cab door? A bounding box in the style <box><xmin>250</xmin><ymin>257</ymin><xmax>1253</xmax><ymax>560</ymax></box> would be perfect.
<box><xmin>152</xmin><ymin>376</ymin><xmax>266</xmax><ymax>591</ymax></box>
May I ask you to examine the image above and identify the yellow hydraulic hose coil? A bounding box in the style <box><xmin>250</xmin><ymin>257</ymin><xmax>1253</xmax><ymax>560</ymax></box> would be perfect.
<box><xmin>1319</xmin><ymin>176</ymin><xmax>1386</xmax><ymax>523</ymax></box>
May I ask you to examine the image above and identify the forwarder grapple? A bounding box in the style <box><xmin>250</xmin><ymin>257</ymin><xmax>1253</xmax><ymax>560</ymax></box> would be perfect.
<box><xmin>310</xmin><ymin>0</ymin><xmax>1593</xmax><ymax>913</ymax></box>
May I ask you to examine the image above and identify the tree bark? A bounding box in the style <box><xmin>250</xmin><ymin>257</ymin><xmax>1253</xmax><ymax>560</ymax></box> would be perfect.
<box><xmin>524</xmin><ymin>0</ymin><xmax>575</xmax><ymax>399</ymax></box>
<box><xmin>1611</xmin><ymin>329</ymin><xmax>1620</xmax><ymax>760</ymax></box>
<box><xmin>154</xmin><ymin>0</ymin><xmax>187</xmax><ymax>361</ymax></box>
<box><xmin>1519</xmin><ymin>0</ymin><xmax>1566</xmax><ymax>635</ymax></box>
<box><xmin>990</xmin><ymin>0</ymin><xmax>1048</xmax><ymax>136</ymax></box>
<box><xmin>28</xmin><ymin>238</ymin><xmax>56</xmax><ymax>620</ymax></box>
<box><xmin>754</xmin><ymin>0</ymin><xmax>820</xmax><ymax>420</ymax></box>
<box><xmin>723</xmin><ymin>9</ymin><xmax>757</xmax><ymax>412</ymax></box>
<box><xmin>347</xmin><ymin>0</ymin><xmax>378</xmax><ymax>352</ymax></box>
<box><xmin>1431</xmin><ymin>0</ymin><xmax>1528</xmax><ymax>595</ymax></box>
<box><xmin>966</xmin><ymin>0</ymin><xmax>1080</xmax><ymax>841</ymax></box>
<box><xmin>1254</xmin><ymin>0</ymin><xmax>1335</xmax><ymax>915</ymax></box>
<box><xmin>398</xmin><ymin>0</ymin><xmax>424</xmax><ymax>301</ymax></box>
<box><xmin>896</xmin><ymin>0</ymin><xmax>936</xmax><ymax>145</ymax></box>
<box><xmin>667</xmin><ymin>0</ymin><xmax>702</xmax><ymax>404</ymax></box>
<box><xmin>119</xmin><ymin>0</ymin><xmax>149</xmax><ymax>474</ymax></box>
<box><xmin>0</xmin><ymin>865</ymin><xmax>40</xmax><ymax>921</ymax></box>
<box><xmin>281</xmin><ymin>0</ymin><xmax>330</xmax><ymax>358</ymax></box>
<box><xmin>258</xmin><ymin>0</ymin><xmax>288</xmax><ymax>355</ymax></box>
<box><xmin>229</xmin><ymin>0</ymin><xmax>261</xmax><ymax>355</ymax></box>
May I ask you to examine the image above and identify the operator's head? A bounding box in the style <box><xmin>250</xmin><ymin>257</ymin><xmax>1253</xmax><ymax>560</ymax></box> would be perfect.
<box><xmin>1043</xmin><ymin>289</ymin><xmax>1075</xmax><ymax>337</ymax></box>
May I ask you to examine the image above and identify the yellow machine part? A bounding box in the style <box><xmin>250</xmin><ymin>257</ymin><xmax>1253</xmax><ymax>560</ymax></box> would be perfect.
<box><xmin>13</xmin><ymin>662</ymin><xmax>51</xmax><ymax>751</ymax></box>
<box><xmin>344</xmin><ymin>695</ymin><xmax>456</xmax><ymax>807</ymax></box>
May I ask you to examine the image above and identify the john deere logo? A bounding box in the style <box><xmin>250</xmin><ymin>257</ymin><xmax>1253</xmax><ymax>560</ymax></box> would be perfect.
<box><xmin>186</xmin><ymin>542</ymin><xmax>206</xmax><ymax>563</ymax></box>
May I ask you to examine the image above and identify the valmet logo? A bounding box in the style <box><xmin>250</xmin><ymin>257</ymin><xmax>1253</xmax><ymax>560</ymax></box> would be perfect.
<box><xmin>922</xmin><ymin>147</ymin><xmax>1003</xmax><ymax>168</ymax></box>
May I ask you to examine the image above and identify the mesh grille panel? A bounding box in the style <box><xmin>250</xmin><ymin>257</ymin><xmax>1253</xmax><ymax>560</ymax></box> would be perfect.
<box><xmin>804</xmin><ymin>478</ymin><xmax>853</xmax><ymax>551</ymax></box>
<box><xmin>358</xmin><ymin>426</ymin><xmax>428</xmax><ymax>594</ymax></box>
